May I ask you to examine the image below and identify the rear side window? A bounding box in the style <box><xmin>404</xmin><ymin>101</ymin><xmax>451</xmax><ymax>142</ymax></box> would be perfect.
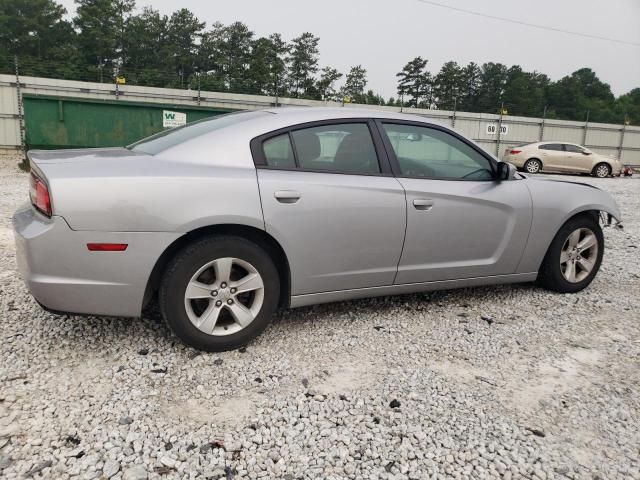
<box><xmin>259</xmin><ymin>122</ymin><xmax>381</xmax><ymax>174</ymax></box>
<box><xmin>263</xmin><ymin>134</ymin><xmax>295</xmax><ymax>168</ymax></box>
<box><xmin>539</xmin><ymin>143</ymin><xmax>564</xmax><ymax>151</ymax></box>
<box><xmin>291</xmin><ymin>123</ymin><xmax>380</xmax><ymax>174</ymax></box>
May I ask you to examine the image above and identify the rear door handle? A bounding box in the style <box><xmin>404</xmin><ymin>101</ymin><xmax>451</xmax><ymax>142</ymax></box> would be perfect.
<box><xmin>274</xmin><ymin>190</ymin><xmax>301</xmax><ymax>204</ymax></box>
<box><xmin>413</xmin><ymin>198</ymin><xmax>434</xmax><ymax>211</ymax></box>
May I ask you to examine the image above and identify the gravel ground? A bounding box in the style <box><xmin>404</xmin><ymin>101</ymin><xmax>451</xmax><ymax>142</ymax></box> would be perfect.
<box><xmin>1</xmin><ymin>155</ymin><xmax>639</xmax><ymax>480</ymax></box>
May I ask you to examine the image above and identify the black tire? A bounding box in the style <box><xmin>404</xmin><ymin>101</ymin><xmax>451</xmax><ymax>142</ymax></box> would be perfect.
<box><xmin>537</xmin><ymin>215</ymin><xmax>604</xmax><ymax>293</ymax></box>
<box><xmin>524</xmin><ymin>158</ymin><xmax>542</xmax><ymax>174</ymax></box>
<box><xmin>592</xmin><ymin>163</ymin><xmax>611</xmax><ymax>178</ymax></box>
<box><xmin>159</xmin><ymin>235</ymin><xmax>280</xmax><ymax>351</ymax></box>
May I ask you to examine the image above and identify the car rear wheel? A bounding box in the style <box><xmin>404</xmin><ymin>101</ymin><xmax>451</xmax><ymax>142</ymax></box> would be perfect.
<box><xmin>592</xmin><ymin>163</ymin><xmax>611</xmax><ymax>178</ymax></box>
<box><xmin>537</xmin><ymin>215</ymin><xmax>604</xmax><ymax>293</ymax></box>
<box><xmin>524</xmin><ymin>159</ymin><xmax>542</xmax><ymax>174</ymax></box>
<box><xmin>159</xmin><ymin>235</ymin><xmax>280</xmax><ymax>351</ymax></box>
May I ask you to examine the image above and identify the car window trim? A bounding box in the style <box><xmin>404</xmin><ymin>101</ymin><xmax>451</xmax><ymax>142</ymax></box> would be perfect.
<box><xmin>249</xmin><ymin>118</ymin><xmax>394</xmax><ymax>176</ymax></box>
<box><xmin>373</xmin><ymin>119</ymin><xmax>498</xmax><ymax>181</ymax></box>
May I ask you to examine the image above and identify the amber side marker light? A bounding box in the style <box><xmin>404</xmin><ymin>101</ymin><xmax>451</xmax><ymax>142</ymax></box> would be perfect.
<box><xmin>87</xmin><ymin>243</ymin><xmax>128</xmax><ymax>251</ymax></box>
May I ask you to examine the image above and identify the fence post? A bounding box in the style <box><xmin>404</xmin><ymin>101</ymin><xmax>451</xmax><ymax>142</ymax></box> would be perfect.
<box><xmin>539</xmin><ymin>105</ymin><xmax>547</xmax><ymax>141</ymax></box>
<box><xmin>14</xmin><ymin>55</ymin><xmax>27</xmax><ymax>164</ymax></box>
<box><xmin>451</xmin><ymin>96</ymin><xmax>457</xmax><ymax>128</ymax></box>
<box><xmin>196</xmin><ymin>71</ymin><xmax>201</xmax><ymax>106</ymax></box>
<box><xmin>617</xmin><ymin>119</ymin><xmax>627</xmax><ymax>161</ymax></box>
<box><xmin>495</xmin><ymin>101</ymin><xmax>504</xmax><ymax>156</ymax></box>
<box><xmin>582</xmin><ymin>110</ymin><xmax>589</xmax><ymax>145</ymax></box>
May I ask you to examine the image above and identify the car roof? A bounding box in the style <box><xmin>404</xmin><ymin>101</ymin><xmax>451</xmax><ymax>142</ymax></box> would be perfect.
<box><xmin>226</xmin><ymin>106</ymin><xmax>450</xmax><ymax>139</ymax></box>
<box><xmin>265</xmin><ymin>106</ymin><xmax>448</xmax><ymax>126</ymax></box>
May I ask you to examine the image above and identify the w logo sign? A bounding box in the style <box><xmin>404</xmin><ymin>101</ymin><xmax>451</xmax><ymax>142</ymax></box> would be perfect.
<box><xmin>162</xmin><ymin>110</ymin><xmax>186</xmax><ymax>128</ymax></box>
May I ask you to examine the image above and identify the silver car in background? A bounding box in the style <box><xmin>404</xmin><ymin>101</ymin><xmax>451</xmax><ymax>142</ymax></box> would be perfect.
<box><xmin>13</xmin><ymin>108</ymin><xmax>622</xmax><ymax>351</ymax></box>
<box><xmin>503</xmin><ymin>141</ymin><xmax>624</xmax><ymax>177</ymax></box>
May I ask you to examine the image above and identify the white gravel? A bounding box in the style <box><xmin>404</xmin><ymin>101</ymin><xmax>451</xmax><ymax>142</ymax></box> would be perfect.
<box><xmin>1</xmin><ymin>154</ymin><xmax>639</xmax><ymax>480</ymax></box>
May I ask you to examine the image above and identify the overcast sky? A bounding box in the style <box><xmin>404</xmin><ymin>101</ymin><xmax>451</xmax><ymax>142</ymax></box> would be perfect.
<box><xmin>60</xmin><ymin>0</ymin><xmax>640</xmax><ymax>98</ymax></box>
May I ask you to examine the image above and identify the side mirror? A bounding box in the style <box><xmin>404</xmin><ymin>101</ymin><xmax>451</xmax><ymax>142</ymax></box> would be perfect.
<box><xmin>497</xmin><ymin>161</ymin><xmax>517</xmax><ymax>181</ymax></box>
<box><xmin>582</xmin><ymin>149</ymin><xmax>592</xmax><ymax>155</ymax></box>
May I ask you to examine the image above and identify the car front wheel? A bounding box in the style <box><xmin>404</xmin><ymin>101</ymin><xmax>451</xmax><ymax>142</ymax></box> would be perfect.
<box><xmin>537</xmin><ymin>215</ymin><xmax>604</xmax><ymax>293</ymax></box>
<box><xmin>592</xmin><ymin>163</ymin><xmax>611</xmax><ymax>178</ymax></box>
<box><xmin>159</xmin><ymin>235</ymin><xmax>280</xmax><ymax>351</ymax></box>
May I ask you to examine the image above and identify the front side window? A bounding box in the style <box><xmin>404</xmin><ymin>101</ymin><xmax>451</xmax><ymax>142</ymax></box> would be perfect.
<box><xmin>381</xmin><ymin>123</ymin><xmax>493</xmax><ymax>180</ymax></box>
<box><xmin>564</xmin><ymin>144</ymin><xmax>584</xmax><ymax>153</ymax></box>
<box><xmin>290</xmin><ymin>123</ymin><xmax>380</xmax><ymax>174</ymax></box>
<box><xmin>539</xmin><ymin>143</ymin><xmax>564</xmax><ymax>151</ymax></box>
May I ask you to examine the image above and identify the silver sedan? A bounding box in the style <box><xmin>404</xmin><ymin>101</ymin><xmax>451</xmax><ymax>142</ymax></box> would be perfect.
<box><xmin>13</xmin><ymin>108</ymin><xmax>622</xmax><ymax>351</ymax></box>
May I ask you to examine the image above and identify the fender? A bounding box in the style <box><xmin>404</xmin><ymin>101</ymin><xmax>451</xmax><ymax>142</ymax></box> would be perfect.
<box><xmin>517</xmin><ymin>177</ymin><xmax>622</xmax><ymax>273</ymax></box>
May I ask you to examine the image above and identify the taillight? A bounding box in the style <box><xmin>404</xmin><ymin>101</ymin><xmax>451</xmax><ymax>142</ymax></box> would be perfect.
<box><xmin>29</xmin><ymin>171</ymin><xmax>52</xmax><ymax>217</ymax></box>
<box><xmin>509</xmin><ymin>149</ymin><xmax>522</xmax><ymax>154</ymax></box>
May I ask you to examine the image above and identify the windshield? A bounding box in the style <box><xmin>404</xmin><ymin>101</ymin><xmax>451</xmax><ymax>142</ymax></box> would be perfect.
<box><xmin>128</xmin><ymin>110</ymin><xmax>270</xmax><ymax>155</ymax></box>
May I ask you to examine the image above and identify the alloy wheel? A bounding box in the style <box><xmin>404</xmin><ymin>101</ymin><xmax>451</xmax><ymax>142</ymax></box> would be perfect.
<box><xmin>184</xmin><ymin>257</ymin><xmax>264</xmax><ymax>336</ymax></box>
<box><xmin>595</xmin><ymin>164</ymin><xmax>610</xmax><ymax>178</ymax></box>
<box><xmin>559</xmin><ymin>228</ymin><xmax>598</xmax><ymax>283</ymax></box>
<box><xmin>525</xmin><ymin>160</ymin><xmax>541</xmax><ymax>173</ymax></box>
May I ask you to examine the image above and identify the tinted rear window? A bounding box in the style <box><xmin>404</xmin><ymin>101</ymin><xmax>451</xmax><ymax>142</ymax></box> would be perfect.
<box><xmin>128</xmin><ymin>110</ymin><xmax>269</xmax><ymax>155</ymax></box>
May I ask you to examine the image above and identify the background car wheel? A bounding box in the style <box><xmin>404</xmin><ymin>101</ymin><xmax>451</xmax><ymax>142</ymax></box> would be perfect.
<box><xmin>159</xmin><ymin>235</ymin><xmax>280</xmax><ymax>351</ymax></box>
<box><xmin>537</xmin><ymin>215</ymin><xmax>604</xmax><ymax>293</ymax></box>
<box><xmin>524</xmin><ymin>159</ymin><xmax>542</xmax><ymax>174</ymax></box>
<box><xmin>592</xmin><ymin>163</ymin><xmax>611</xmax><ymax>178</ymax></box>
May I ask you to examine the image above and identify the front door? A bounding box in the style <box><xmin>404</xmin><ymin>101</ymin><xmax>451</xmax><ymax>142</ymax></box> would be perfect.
<box><xmin>538</xmin><ymin>143</ymin><xmax>566</xmax><ymax>171</ymax></box>
<box><xmin>377</xmin><ymin>121</ymin><xmax>533</xmax><ymax>284</ymax></box>
<box><xmin>254</xmin><ymin>121</ymin><xmax>406</xmax><ymax>295</ymax></box>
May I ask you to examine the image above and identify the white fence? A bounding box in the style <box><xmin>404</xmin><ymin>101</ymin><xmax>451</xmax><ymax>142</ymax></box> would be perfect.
<box><xmin>1</xmin><ymin>74</ymin><xmax>639</xmax><ymax>164</ymax></box>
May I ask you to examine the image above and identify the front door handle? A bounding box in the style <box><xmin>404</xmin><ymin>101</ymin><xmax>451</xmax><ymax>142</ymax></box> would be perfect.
<box><xmin>274</xmin><ymin>190</ymin><xmax>301</xmax><ymax>204</ymax></box>
<box><xmin>413</xmin><ymin>198</ymin><xmax>434</xmax><ymax>211</ymax></box>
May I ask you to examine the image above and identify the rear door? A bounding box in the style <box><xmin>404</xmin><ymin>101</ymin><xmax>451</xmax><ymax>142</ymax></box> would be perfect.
<box><xmin>252</xmin><ymin>120</ymin><xmax>407</xmax><ymax>295</ymax></box>
<box><xmin>377</xmin><ymin>121</ymin><xmax>532</xmax><ymax>284</ymax></box>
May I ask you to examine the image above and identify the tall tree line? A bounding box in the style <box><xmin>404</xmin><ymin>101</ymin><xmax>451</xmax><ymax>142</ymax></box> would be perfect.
<box><xmin>1</xmin><ymin>0</ymin><xmax>638</xmax><ymax>124</ymax></box>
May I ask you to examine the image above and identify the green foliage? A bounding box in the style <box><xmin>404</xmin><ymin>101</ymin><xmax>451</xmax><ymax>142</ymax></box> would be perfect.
<box><xmin>287</xmin><ymin>32</ymin><xmax>319</xmax><ymax>98</ymax></box>
<box><xmin>397</xmin><ymin>57</ymin><xmax>431</xmax><ymax>108</ymax></box>
<box><xmin>342</xmin><ymin>65</ymin><xmax>367</xmax><ymax>104</ymax></box>
<box><xmin>1</xmin><ymin>0</ymin><xmax>637</xmax><ymax>124</ymax></box>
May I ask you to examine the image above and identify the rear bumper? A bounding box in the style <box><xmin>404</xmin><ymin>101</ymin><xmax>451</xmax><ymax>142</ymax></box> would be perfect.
<box><xmin>12</xmin><ymin>204</ymin><xmax>181</xmax><ymax>317</ymax></box>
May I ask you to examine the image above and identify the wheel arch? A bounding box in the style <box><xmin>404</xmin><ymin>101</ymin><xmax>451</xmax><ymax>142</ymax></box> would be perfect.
<box><xmin>143</xmin><ymin>224</ymin><xmax>291</xmax><ymax>311</ymax></box>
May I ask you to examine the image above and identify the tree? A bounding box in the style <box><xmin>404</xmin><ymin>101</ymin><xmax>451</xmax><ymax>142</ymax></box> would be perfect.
<box><xmin>342</xmin><ymin>65</ymin><xmax>367</xmax><ymax>103</ymax></box>
<box><xmin>287</xmin><ymin>32</ymin><xmax>319</xmax><ymax>98</ymax></box>
<box><xmin>457</xmin><ymin>62</ymin><xmax>482</xmax><ymax>111</ymax></box>
<box><xmin>316</xmin><ymin>66</ymin><xmax>342</xmax><ymax>101</ymax></box>
<box><xmin>0</xmin><ymin>0</ymin><xmax>76</xmax><ymax>77</ymax></box>
<box><xmin>74</xmin><ymin>0</ymin><xmax>135</xmax><ymax>72</ymax></box>
<box><xmin>546</xmin><ymin>68</ymin><xmax>615</xmax><ymax>122</ymax></box>
<box><xmin>501</xmin><ymin>67</ymin><xmax>549</xmax><ymax>117</ymax></box>
<box><xmin>433</xmin><ymin>61</ymin><xmax>462</xmax><ymax>110</ymax></box>
<box><xmin>364</xmin><ymin>89</ymin><xmax>385</xmax><ymax>105</ymax></box>
<box><xmin>123</xmin><ymin>7</ymin><xmax>169</xmax><ymax>85</ymax></box>
<box><xmin>614</xmin><ymin>88</ymin><xmax>640</xmax><ymax>126</ymax></box>
<box><xmin>397</xmin><ymin>57</ymin><xmax>431</xmax><ymax>108</ymax></box>
<box><xmin>475</xmin><ymin>62</ymin><xmax>509</xmax><ymax>113</ymax></box>
<box><xmin>247</xmin><ymin>33</ymin><xmax>288</xmax><ymax>96</ymax></box>
<box><xmin>164</xmin><ymin>8</ymin><xmax>205</xmax><ymax>86</ymax></box>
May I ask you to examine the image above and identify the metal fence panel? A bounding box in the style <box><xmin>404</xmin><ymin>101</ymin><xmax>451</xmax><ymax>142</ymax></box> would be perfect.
<box><xmin>1</xmin><ymin>74</ymin><xmax>639</xmax><ymax>165</ymax></box>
